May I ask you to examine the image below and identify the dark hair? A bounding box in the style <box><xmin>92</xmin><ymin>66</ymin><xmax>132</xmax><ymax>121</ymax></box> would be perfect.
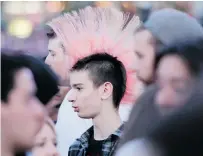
<box><xmin>71</xmin><ymin>53</ymin><xmax>127</xmax><ymax>108</ymax></box>
<box><xmin>14</xmin><ymin>54</ymin><xmax>59</xmax><ymax>105</ymax></box>
<box><xmin>46</xmin><ymin>25</ymin><xmax>56</xmax><ymax>39</ymax></box>
<box><xmin>155</xmin><ymin>39</ymin><xmax>203</xmax><ymax>76</ymax></box>
<box><xmin>15</xmin><ymin>152</ymin><xmax>26</xmax><ymax>156</ymax></box>
<box><xmin>1</xmin><ymin>53</ymin><xmax>29</xmax><ymax>102</ymax></box>
<box><xmin>1</xmin><ymin>51</ymin><xmax>59</xmax><ymax>105</ymax></box>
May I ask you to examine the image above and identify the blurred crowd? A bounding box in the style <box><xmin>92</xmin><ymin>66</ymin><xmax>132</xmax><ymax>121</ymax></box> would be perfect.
<box><xmin>1</xmin><ymin>1</ymin><xmax>203</xmax><ymax>156</ymax></box>
<box><xmin>1</xmin><ymin>1</ymin><xmax>203</xmax><ymax>57</ymax></box>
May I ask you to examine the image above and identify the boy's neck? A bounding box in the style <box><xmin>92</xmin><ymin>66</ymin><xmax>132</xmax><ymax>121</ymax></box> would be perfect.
<box><xmin>92</xmin><ymin>105</ymin><xmax>122</xmax><ymax>140</ymax></box>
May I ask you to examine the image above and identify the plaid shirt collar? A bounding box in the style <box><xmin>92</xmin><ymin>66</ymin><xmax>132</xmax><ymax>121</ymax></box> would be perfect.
<box><xmin>68</xmin><ymin>123</ymin><xmax>124</xmax><ymax>156</ymax></box>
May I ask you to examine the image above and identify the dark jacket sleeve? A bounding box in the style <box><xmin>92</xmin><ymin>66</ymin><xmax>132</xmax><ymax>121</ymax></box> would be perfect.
<box><xmin>116</xmin><ymin>85</ymin><xmax>161</xmax><ymax>150</ymax></box>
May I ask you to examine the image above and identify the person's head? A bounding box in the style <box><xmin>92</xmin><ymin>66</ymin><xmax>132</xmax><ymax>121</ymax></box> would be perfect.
<box><xmin>67</xmin><ymin>53</ymin><xmax>127</xmax><ymax>119</ymax></box>
<box><xmin>133</xmin><ymin>26</ymin><xmax>162</xmax><ymax>85</ymax></box>
<box><xmin>14</xmin><ymin>54</ymin><xmax>60</xmax><ymax>122</ymax></box>
<box><xmin>46</xmin><ymin>86</ymin><xmax>69</xmax><ymax>121</ymax></box>
<box><xmin>32</xmin><ymin>117</ymin><xmax>59</xmax><ymax>156</ymax></box>
<box><xmin>155</xmin><ymin>39</ymin><xmax>203</xmax><ymax>115</ymax></box>
<box><xmin>45</xmin><ymin>26</ymin><xmax>70</xmax><ymax>86</ymax></box>
<box><xmin>134</xmin><ymin>8</ymin><xmax>203</xmax><ymax>85</ymax></box>
<box><xmin>1</xmin><ymin>53</ymin><xmax>45</xmax><ymax>153</ymax></box>
<box><xmin>46</xmin><ymin>7</ymin><xmax>140</xmax><ymax>104</ymax></box>
<box><xmin>14</xmin><ymin>54</ymin><xmax>59</xmax><ymax>105</ymax></box>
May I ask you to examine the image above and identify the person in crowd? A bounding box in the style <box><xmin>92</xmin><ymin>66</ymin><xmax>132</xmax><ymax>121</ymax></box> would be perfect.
<box><xmin>68</xmin><ymin>53</ymin><xmax>126</xmax><ymax>156</ymax></box>
<box><xmin>154</xmin><ymin>39</ymin><xmax>203</xmax><ymax>115</ymax></box>
<box><xmin>116</xmin><ymin>73</ymin><xmax>203</xmax><ymax>156</ymax></box>
<box><xmin>116</xmin><ymin>8</ymin><xmax>203</xmax><ymax>150</ymax></box>
<box><xmin>14</xmin><ymin>54</ymin><xmax>59</xmax><ymax>105</ymax></box>
<box><xmin>13</xmin><ymin>53</ymin><xmax>60</xmax><ymax>123</ymax></box>
<box><xmin>45</xmin><ymin>26</ymin><xmax>92</xmax><ymax>154</ymax></box>
<box><xmin>1</xmin><ymin>53</ymin><xmax>45</xmax><ymax>156</ymax></box>
<box><xmin>32</xmin><ymin>117</ymin><xmax>59</xmax><ymax>156</ymax></box>
<box><xmin>118</xmin><ymin>38</ymin><xmax>203</xmax><ymax>150</ymax></box>
<box><xmin>134</xmin><ymin>8</ymin><xmax>203</xmax><ymax>86</ymax></box>
<box><xmin>147</xmin><ymin>95</ymin><xmax>203</xmax><ymax>156</ymax></box>
<box><xmin>45</xmin><ymin>6</ymin><xmax>140</xmax><ymax>155</ymax></box>
<box><xmin>42</xmin><ymin>52</ymin><xmax>69</xmax><ymax>122</ymax></box>
<box><xmin>18</xmin><ymin>54</ymin><xmax>60</xmax><ymax>156</ymax></box>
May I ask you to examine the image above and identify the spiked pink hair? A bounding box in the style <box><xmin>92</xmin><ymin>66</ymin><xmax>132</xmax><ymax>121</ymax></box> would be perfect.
<box><xmin>47</xmin><ymin>6</ymin><xmax>140</xmax><ymax>104</ymax></box>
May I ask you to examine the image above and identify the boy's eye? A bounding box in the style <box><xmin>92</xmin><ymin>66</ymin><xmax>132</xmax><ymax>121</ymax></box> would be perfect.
<box><xmin>76</xmin><ymin>87</ymin><xmax>82</xmax><ymax>91</ymax></box>
<box><xmin>35</xmin><ymin>142</ymin><xmax>45</xmax><ymax>147</ymax></box>
<box><xmin>51</xmin><ymin>53</ymin><xmax>56</xmax><ymax>57</ymax></box>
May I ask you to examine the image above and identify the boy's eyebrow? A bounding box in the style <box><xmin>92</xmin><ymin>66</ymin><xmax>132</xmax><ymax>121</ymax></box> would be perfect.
<box><xmin>72</xmin><ymin>83</ymin><xmax>83</xmax><ymax>87</ymax></box>
<box><xmin>48</xmin><ymin>49</ymin><xmax>54</xmax><ymax>53</ymax></box>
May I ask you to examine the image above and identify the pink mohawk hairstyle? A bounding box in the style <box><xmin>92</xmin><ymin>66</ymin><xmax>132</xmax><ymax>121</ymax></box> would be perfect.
<box><xmin>47</xmin><ymin>6</ymin><xmax>141</xmax><ymax>104</ymax></box>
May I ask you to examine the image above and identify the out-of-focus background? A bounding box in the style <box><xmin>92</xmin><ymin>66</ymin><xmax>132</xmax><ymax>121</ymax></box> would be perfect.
<box><xmin>1</xmin><ymin>1</ymin><xmax>203</xmax><ymax>58</ymax></box>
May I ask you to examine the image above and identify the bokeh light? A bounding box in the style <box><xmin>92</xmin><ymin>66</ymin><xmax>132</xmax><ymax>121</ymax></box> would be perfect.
<box><xmin>46</xmin><ymin>1</ymin><xmax>65</xmax><ymax>13</ymax></box>
<box><xmin>8</xmin><ymin>18</ymin><xmax>33</xmax><ymax>39</ymax></box>
<box><xmin>95</xmin><ymin>1</ymin><xmax>113</xmax><ymax>8</ymax></box>
<box><xmin>4</xmin><ymin>1</ymin><xmax>25</xmax><ymax>15</ymax></box>
<box><xmin>24</xmin><ymin>2</ymin><xmax>43</xmax><ymax>14</ymax></box>
<box><xmin>3</xmin><ymin>2</ymin><xmax>42</xmax><ymax>15</ymax></box>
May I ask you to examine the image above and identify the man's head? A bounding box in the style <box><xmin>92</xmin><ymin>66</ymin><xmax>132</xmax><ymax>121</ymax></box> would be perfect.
<box><xmin>15</xmin><ymin>54</ymin><xmax>59</xmax><ymax>105</ymax></box>
<box><xmin>1</xmin><ymin>53</ymin><xmax>45</xmax><ymax>152</ymax></box>
<box><xmin>134</xmin><ymin>8</ymin><xmax>203</xmax><ymax>85</ymax></box>
<box><xmin>45</xmin><ymin>26</ymin><xmax>70</xmax><ymax>86</ymax></box>
<box><xmin>155</xmin><ymin>39</ymin><xmax>203</xmax><ymax>115</ymax></box>
<box><xmin>134</xmin><ymin>26</ymin><xmax>161</xmax><ymax>85</ymax></box>
<box><xmin>15</xmin><ymin>54</ymin><xmax>61</xmax><ymax>121</ymax></box>
<box><xmin>68</xmin><ymin>53</ymin><xmax>127</xmax><ymax>119</ymax></box>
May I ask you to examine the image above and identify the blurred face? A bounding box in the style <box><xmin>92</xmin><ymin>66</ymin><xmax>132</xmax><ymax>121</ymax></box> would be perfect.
<box><xmin>45</xmin><ymin>37</ymin><xmax>70</xmax><ymax>86</ymax></box>
<box><xmin>68</xmin><ymin>70</ymin><xmax>112</xmax><ymax>119</ymax></box>
<box><xmin>32</xmin><ymin>123</ymin><xmax>59</xmax><ymax>156</ymax></box>
<box><xmin>134</xmin><ymin>30</ymin><xmax>155</xmax><ymax>85</ymax></box>
<box><xmin>46</xmin><ymin>86</ymin><xmax>69</xmax><ymax>121</ymax></box>
<box><xmin>1</xmin><ymin>68</ymin><xmax>45</xmax><ymax>150</ymax></box>
<box><xmin>155</xmin><ymin>54</ymin><xmax>194</xmax><ymax>115</ymax></box>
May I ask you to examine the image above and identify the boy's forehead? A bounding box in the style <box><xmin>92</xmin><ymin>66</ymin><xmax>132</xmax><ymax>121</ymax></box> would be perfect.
<box><xmin>70</xmin><ymin>70</ymin><xmax>91</xmax><ymax>84</ymax></box>
<box><xmin>48</xmin><ymin>37</ymin><xmax>63</xmax><ymax>51</ymax></box>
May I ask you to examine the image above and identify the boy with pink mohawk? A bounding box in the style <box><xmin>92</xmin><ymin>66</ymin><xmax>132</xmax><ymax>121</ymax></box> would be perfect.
<box><xmin>45</xmin><ymin>6</ymin><xmax>141</xmax><ymax>156</ymax></box>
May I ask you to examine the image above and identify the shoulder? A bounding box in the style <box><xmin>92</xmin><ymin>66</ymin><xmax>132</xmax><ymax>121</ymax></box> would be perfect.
<box><xmin>68</xmin><ymin>139</ymin><xmax>83</xmax><ymax>156</ymax></box>
<box><xmin>69</xmin><ymin>126</ymin><xmax>94</xmax><ymax>149</ymax></box>
<box><xmin>69</xmin><ymin>138</ymin><xmax>83</xmax><ymax>150</ymax></box>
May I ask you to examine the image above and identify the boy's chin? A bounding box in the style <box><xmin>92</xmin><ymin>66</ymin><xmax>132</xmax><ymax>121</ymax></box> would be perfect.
<box><xmin>77</xmin><ymin>112</ymin><xmax>93</xmax><ymax>119</ymax></box>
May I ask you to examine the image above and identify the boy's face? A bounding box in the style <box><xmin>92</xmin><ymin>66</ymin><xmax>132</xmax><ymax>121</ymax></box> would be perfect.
<box><xmin>1</xmin><ymin>68</ymin><xmax>45</xmax><ymax>151</ymax></box>
<box><xmin>68</xmin><ymin>70</ymin><xmax>113</xmax><ymax>119</ymax></box>
<box><xmin>45</xmin><ymin>37</ymin><xmax>70</xmax><ymax>86</ymax></box>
